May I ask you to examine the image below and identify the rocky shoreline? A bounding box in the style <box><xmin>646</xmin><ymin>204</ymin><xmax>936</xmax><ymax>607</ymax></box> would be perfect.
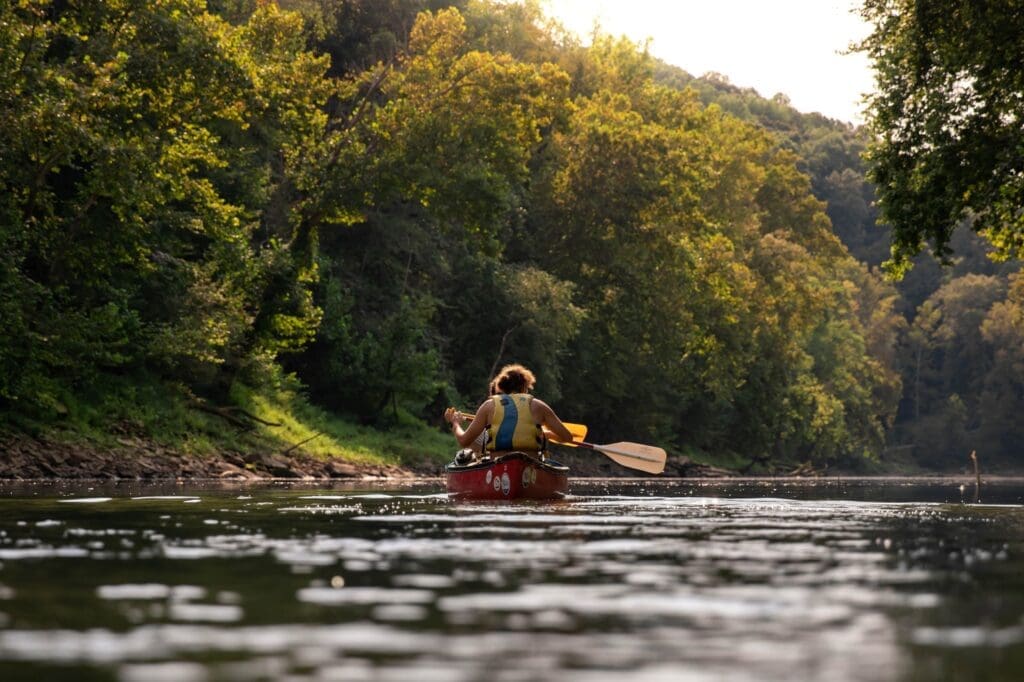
<box><xmin>0</xmin><ymin>433</ymin><xmax>734</xmax><ymax>481</ymax></box>
<box><xmin>0</xmin><ymin>434</ymin><xmax>428</xmax><ymax>481</ymax></box>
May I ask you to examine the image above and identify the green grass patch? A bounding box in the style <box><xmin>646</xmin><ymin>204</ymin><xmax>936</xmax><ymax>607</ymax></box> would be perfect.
<box><xmin>1</xmin><ymin>369</ymin><xmax>454</xmax><ymax>469</ymax></box>
<box><xmin>230</xmin><ymin>382</ymin><xmax>453</xmax><ymax>467</ymax></box>
<box><xmin>5</xmin><ymin>372</ymin><xmax>239</xmax><ymax>454</ymax></box>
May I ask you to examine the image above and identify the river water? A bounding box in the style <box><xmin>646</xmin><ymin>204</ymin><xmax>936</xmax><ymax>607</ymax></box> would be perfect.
<box><xmin>1</xmin><ymin>477</ymin><xmax>1023</xmax><ymax>681</ymax></box>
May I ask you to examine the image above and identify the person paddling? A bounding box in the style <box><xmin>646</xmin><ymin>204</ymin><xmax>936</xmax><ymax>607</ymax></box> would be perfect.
<box><xmin>445</xmin><ymin>364</ymin><xmax>573</xmax><ymax>459</ymax></box>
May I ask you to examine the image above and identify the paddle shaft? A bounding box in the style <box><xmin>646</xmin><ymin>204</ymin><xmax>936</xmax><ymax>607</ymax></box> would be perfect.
<box><xmin>573</xmin><ymin>440</ymin><xmax>663</xmax><ymax>464</ymax></box>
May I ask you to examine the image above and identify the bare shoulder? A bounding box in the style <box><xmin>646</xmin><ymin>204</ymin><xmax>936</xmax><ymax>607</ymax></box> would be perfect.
<box><xmin>530</xmin><ymin>398</ymin><xmax>555</xmax><ymax>416</ymax></box>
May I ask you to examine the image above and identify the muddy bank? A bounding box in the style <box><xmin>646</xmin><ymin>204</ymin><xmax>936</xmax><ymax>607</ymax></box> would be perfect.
<box><xmin>0</xmin><ymin>434</ymin><xmax>433</xmax><ymax>481</ymax></box>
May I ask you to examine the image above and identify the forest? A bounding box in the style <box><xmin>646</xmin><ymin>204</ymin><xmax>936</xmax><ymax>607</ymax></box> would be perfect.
<box><xmin>1</xmin><ymin>0</ymin><xmax>1022</xmax><ymax>473</ymax></box>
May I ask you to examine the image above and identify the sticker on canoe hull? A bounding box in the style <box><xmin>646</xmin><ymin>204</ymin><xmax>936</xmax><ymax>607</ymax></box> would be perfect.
<box><xmin>501</xmin><ymin>472</ymin><xmax>511</xmax><ymax>495</ymax></box>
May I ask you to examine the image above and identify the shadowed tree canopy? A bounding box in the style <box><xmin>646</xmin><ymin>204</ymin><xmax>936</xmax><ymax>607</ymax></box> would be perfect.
<box><xmin>857</xmin><ymin>0</ymin><xmax>1024</xmax><ymax>275</ymax></box>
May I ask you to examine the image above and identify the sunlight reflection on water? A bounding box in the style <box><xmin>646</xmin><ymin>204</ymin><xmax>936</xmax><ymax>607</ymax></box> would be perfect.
<box><xmin>0</xmin><ymin>479</ymin><xmax>1022</xmax><ymax>680</ymax></box>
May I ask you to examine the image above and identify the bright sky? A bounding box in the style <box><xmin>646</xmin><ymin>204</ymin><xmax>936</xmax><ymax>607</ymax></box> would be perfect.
<box><xmin>541</xmin><ymin>0</ymin><xmax>875</xmax><ymax>125</ymax></box>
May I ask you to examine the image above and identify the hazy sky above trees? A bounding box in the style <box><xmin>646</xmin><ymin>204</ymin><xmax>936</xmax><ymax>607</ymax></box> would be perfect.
<box><xmin>542</xmin><ymin>0</ymin><xmax>873</xmax><ymax>124</ymax></box>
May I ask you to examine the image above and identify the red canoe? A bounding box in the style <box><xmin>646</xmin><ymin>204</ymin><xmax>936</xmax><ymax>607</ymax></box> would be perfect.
<box><xmin>446</xmin><ymin>452</ymin><xmax>569</xmax><ymax>500</ymax></box>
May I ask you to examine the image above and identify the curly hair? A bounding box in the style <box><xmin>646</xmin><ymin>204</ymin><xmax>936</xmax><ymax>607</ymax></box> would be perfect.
<box><xmin>492</xmin><ymin>364</ymin><xmax>536</xmax><ymax>394</ymax></box>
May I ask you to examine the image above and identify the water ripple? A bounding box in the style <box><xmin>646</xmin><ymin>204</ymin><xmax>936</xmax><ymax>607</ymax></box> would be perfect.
<box><xmin>0</xmin><ymin>481</ymin><xmax>1022</xmax><ymax>681</ymax></box>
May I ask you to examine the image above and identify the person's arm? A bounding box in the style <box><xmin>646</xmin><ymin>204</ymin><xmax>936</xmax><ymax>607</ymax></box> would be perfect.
<box><xmin>447</xmin><ymin>401</ymin><xmax>491</xmax><ymax>449</ymax></box>
<box><xmin>534</xmin><ymin>399</ymin><xmax>573</xmax><ymax>443</ymax></box>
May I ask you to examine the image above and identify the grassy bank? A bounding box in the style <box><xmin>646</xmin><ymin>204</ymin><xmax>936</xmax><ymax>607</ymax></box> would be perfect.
<box><xmin>1</xmin><ymin>372</ymin><xmax>454</xmax><ymax>471</ymax></box>
<box><xmin>228</xmin><ymin>382</ymin><xmax>454</xmax><ymax>469</ymax></box>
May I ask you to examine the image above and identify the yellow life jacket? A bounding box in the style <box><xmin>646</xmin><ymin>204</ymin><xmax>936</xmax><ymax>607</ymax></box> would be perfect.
<box><xmin>486</xmin><ymin>393</ymin><xmax>544</xmax><ymax>452</ymax></box>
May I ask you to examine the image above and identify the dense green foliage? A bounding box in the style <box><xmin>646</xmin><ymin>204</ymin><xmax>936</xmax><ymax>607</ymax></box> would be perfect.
<box><xmin>1</xmin><ymin>0</ymin><xmax>333</xmax><ymax>409</ymax></box>
<box><xmin>654</xmin><ymin>46</ymin><xmax>1024</xmax><ymax>470</ymax></box>
<box><xmin>1</xmin><ymin>0</ymin><xmax>1019</xmax><ymax>471</ymax></box>
<box><xmin>857</xmin><ymin>0</ymin><xmax>1024</xmax><ymax>273</ymax></box>
<box><xmin>848</xmin><ymin>0</ymin><xmax>1024</xmax><ymax>469</ymax></box>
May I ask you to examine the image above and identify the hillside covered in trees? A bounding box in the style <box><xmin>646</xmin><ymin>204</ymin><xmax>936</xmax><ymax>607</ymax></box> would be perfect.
<box><xmin>2</xmin><ymin>0</ymin><xmax>1021</xmax><ymax>473</ymax></box>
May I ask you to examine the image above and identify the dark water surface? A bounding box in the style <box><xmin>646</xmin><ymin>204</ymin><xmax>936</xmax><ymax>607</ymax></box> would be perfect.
<box><xmin>1</xmin><ymin>477</ymin><xmax>1024</xmax><ymax>681</ymax></box>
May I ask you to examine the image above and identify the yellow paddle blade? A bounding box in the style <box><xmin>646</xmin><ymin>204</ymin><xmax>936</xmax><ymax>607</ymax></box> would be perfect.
<box><xmin>543</xmin><ymin>425</ymin><xmax>587</xmax><ymax>444</ymax></box>
<box><xmin>560</xmin><ymin>423</ymin><xmax>588</xmax><ymax>441</ymax></box>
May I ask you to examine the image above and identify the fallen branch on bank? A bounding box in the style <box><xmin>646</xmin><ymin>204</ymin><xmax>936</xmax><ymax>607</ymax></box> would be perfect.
<box><xmin>283</xmin><ymin>431</ymin><xmax>324</xmax><ymax>455</ymax></box>
<box><xmin>187</xmin><ymin>399</ymin><xmax>282</xmax><ymax>430</ymax></box>
<box><xmin>788</xmin><ymin>461</ymin><xmax>824</xmax><ymax>477</ymax></box>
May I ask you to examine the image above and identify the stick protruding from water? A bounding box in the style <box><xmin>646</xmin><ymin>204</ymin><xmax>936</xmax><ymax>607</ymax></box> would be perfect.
<box><xmin>970</xmin><ymin>450</ymin><xmax>981</xmax><ymax>503</ymax></box>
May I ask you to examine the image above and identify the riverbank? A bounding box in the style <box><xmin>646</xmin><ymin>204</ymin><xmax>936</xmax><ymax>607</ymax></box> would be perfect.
<box><xmin>0</xmin><ymin>432</ymin><xmax>433</xmax><ymax>480</ymax></box>
<box><xmin>0</xmin><ymin>431</ymin><xmax>737</xmax><ymax>480</ymax></box>
<box><xmin>0</xmin><ymin>375</ymin><xmax>461</xmax><ymax>480</ymax></box>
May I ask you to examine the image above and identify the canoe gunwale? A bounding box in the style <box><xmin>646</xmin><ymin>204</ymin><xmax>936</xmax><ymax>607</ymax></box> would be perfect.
<box><xmin>445</xmin><ymin>451</ymin><xmax>568</xmax><ymax>474</ymax></box>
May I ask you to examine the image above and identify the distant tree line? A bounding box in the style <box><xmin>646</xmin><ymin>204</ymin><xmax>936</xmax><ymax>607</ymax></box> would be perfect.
<box><xmin>1</xmin><ymin>0</ymin><xmax>1020</xmax><ymax>470</ymax></box>
<box><xmin>658</xmin><ymin>0</ymin><xmax>1024</xmax><ymax>469</ymax></box>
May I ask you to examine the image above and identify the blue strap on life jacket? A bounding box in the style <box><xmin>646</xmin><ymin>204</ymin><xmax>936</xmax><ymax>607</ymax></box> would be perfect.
<box><xmin>494</xmin><ymin>394</ymin><xmax>518</xmax><ymax>451</ymax></box>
